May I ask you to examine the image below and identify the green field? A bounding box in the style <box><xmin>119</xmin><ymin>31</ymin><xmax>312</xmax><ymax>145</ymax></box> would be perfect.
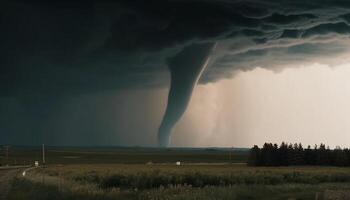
<box><xmin>4</xmin><ymin>147</ymin><xmax>350</xmax><ymax>199</ymax></box>
<box><xmin>0</xmin><ymin>146</ymin><xmax>248</xmax><ymax>165</ymax></box>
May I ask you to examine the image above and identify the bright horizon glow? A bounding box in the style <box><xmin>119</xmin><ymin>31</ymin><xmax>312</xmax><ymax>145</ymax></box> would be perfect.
<box><xmin>172</xmin><ymin>62</ymin><xmax>350</xmax><ymax>148</ymax></box>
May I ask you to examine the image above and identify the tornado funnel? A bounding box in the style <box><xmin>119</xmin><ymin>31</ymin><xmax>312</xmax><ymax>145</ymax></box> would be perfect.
<box><xmin>158</xmin><ymin>42</ymin><xmax>215</xmax><ymax>147</ymax></box>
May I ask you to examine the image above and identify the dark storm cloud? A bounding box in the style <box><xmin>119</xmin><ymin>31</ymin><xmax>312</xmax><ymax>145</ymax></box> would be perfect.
<box><xmin>2</xmin><ymin>0</ymin><xmax>350</xmax><ymax>145</ymax></box>
<box><xmin>2</xmin><ymin>0</ymin><xmax>350</xmax><ymax>96</ymax></box>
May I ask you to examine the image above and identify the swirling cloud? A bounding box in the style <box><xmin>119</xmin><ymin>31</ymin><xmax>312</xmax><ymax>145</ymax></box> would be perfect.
<box><xmin>1</xmin><ymin>0</ymin><xmax>350</xmax><ymax>96</ymax></box>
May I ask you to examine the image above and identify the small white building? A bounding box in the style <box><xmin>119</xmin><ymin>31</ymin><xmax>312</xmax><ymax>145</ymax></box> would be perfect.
<box><xmin>176</xmin><ymin>161</ymin><xmax>181</xmax><ymax>166</ymax></box>
<box><xmin>34</xmin><ymin>161</ymin><xmax>39</xmax><ymax>167</ymax></box>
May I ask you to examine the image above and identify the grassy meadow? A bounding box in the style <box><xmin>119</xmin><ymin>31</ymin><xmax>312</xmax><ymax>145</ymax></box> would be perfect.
<box><xmin>0</xmin><ymin>146</ymin><xmax>248</xmax><ymax>165</ymax></box>
<box><xmin>4</xmin><ymin>146</ymin><xmax>350</xmax><ymax>199</ymax></box>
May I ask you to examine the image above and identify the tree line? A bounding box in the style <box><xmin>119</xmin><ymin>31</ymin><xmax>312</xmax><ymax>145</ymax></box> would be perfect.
<box><xmin>248</xmin><ymin>142</ymin><xmax>350</xmax><ymax>166</ymax></box>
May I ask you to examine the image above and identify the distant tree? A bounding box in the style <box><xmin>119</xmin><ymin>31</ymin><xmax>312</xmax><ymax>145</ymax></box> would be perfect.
<box><xmin>279</xmin><ymin>142</ymin><xmax>289</xmax><ymax>166</ymax></box>
<box><xmin>248</xmin><ymin>142</ymin><xmax>350</xmax><ymax>167</ymax></box>
<box><xmin>316</xmin><ymin>143</ymin><xmax>330</xmax><ymax>165</ymax></box>
<box><xmin>261</xmin><ymin>143</ymin><xmax>275</xmax><ymax>166</ymax></box>
<box><xmin>287</xmin><ymin>143</ymin><xmax>294</xmax><ymax>165</ymax></box>
<box><xmin>344</xmin><ymin>148</ymin><xmax>350</xmax><ymax>166</ymax></box>
<box><xmin>304</xmin><ymin>145</ymin><xmax>313</xmax><ymax>165</ymax></box>
<box><xmin>334</xmin><ymin>147</ymin><xmax>348</xmax><ymax>166</ymax></box>
<box><xmin>272</xmin><ymin>143</ymin><xmax>280</xmax><ymax>166</ymax></box>
<box><xmin>248</xmin><ymin>145</ymin><xmax>261</xmax><ymax>166</ymax></box>
<box><xmin>293</xmin><ymin>143</ymin><xmax>304</xmax><ymax>165</ymax></box>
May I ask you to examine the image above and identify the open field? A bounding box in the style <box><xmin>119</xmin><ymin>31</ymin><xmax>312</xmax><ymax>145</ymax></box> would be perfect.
<box><xmin>9</xmin><ymin>164</ymin><xmax>350</xmax><ymax>200</ymax></box>
<box><xmin>0</xmin><ymin>169</ymin><xmax>22</xmax><ymax>200</ymax></box>
<box><xmin>3</xmin><ymin>147</ymin><xmax>350</xmax><ymax>199</ymax></box>
<box><xmin>0</xmin><ymin>146</ymin><xmax>248</xmax><ymax>165</ymax></box>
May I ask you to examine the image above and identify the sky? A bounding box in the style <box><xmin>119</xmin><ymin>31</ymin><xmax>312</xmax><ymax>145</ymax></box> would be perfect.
<box><xmin>173</xmin><ymin>63</ymin><xmax>350</xmax><ymax>148</ymax></box>
<box><xmin>2</xmin><ymin>0</ymin><xmax>350</xmax><ymax>147</ymax></box>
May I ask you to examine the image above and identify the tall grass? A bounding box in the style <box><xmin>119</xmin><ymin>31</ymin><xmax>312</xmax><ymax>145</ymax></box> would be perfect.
<box><xmin>15</xmin><ymin>164</ymin><xmax>350</xmax><ymax>199</ymax></box>
<box><xmin>58</xmin><ymin>165</ymin><xmax>350</xmax><ymax>189</ymax></box>
<box><xmin>10</xmin><ymin>178</ymin><xmax>350</xmax><ymax>200</ymax></box>
<box><xmin>96</xmin><ymin>170</ymin><xmax>350</xmax><ymax>189</ymax></box>
<box><xmin>7</xmin><ymin>178</ymin><xmax>136</xmax><ymax>200</ymax></box>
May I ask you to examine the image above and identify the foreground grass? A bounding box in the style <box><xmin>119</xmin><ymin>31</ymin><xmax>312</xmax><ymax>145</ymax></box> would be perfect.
<box><xmin>8</xmin><ymin>177</ymin><xmax>135</xmax><ymax>200</ymax></box>
<box><xmin>35</xmin><ymin>164</ymin><xmax>350</xmax><ymax>189</ymax></box>
<box><xmin>9</xmin><ymin>164</ymin><xmax>350</xmax><ymax>199</ymax></box>
<box><xmin>10</xmin><ymin>177</ymin><xmax>350</xmax><ymax>200</ymax></box>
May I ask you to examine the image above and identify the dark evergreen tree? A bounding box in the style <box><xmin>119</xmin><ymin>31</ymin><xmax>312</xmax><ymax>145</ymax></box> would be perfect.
<box><xmin>248</xmin><ymin>142</ymin><xmax>350</xmax><ymax>167</ymax></box>
<box><xmin>248</xmin><ymin>145</ymin><xmax>261</xmax><ymax>166</ymax></box>
<box><xmin>279</xmin><ymin>142</ymin><xmax>289</xmax><ymax>166</ymax></box>
<box><xmin>334</xmin><ymin>147</ymin><xmax>348</xmax><ymax>166</ymax></box>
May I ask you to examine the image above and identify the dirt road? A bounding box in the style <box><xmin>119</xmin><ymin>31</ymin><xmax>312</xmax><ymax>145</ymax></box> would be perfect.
<box><xmin>0</xmin><ymin>169</ymin><xmax>20</xmax><ymax>200</ymax></box>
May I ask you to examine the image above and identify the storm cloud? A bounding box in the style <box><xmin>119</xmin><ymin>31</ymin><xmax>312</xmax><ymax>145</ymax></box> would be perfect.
<box><xmin>2</xmin><ymin>0</ymin><xmax>350</xmax><ymax>145</ymax></box>
<box><xmin>2</xmin><ymin>0</ymin><xmax>350</xmax><ymax>94</ymax></box>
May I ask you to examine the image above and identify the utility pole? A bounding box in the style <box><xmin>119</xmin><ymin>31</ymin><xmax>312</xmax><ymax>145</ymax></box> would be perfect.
<box><xmin>42</xmin><ymin>144</ymin><xmax>45</xmax><ymax>165</ymax></box>
<box><xmin>4</xmin><ymin>146</ymin><xmax>9</xmax><ymax>166</ymax></box>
